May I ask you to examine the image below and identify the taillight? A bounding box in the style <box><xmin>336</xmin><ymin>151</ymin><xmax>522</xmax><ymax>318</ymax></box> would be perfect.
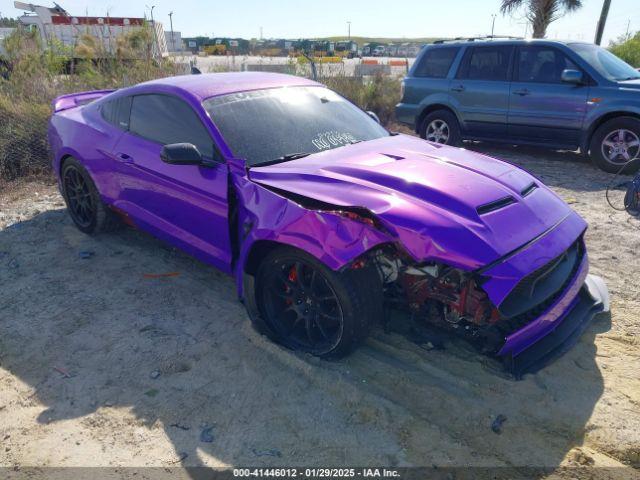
<box><xmin>400</xmin><ymin>80</ymin><xmax>405</xmax><ymax>101</ymax></box>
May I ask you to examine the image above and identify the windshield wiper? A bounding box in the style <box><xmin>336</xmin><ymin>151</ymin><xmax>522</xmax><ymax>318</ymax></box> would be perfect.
<box><xmin>617</xmin><ymin>76</ymin><xmax>640</xmax><ymax>81</ymax></box>
<box><xmin>253</xmin><ymin>152</ymin><xmax>312</xmax><ymax>167</ymax></box>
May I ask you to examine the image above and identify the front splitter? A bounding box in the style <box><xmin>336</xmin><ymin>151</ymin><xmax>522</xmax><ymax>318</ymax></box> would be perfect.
<box><xmin>502</xmin><ymin>274</ymin><xmax>610</xmax><ymax>379</ymax></box>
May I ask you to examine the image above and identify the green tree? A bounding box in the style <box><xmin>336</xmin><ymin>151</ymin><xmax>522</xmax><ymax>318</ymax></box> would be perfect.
<box><xmin>500</xmin><ymin>0</ymin><xmax>583</xmax><ymax>38</ymax></box>
<box><xmin>0</xmin><ymin>17</ymin><xmax>18</xmax><ymax>28</ymax></box>
<box><xmin>609</xmin><ymin>32</ymin><xmax>640</xmax><ymax>68</ymax></box>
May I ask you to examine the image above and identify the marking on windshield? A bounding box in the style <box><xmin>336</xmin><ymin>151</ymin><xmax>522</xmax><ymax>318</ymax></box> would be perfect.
<box><xmin>312</xmin><ymin>131</ymin><xmax>358</xmax><ymax>150</ymax></box>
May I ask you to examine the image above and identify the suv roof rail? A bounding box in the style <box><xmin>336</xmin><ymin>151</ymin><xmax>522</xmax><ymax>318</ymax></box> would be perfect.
<box><xmin>432</xmin><ymin>35</ymin><xmax>523</xmax><ymax>44</ymax></box>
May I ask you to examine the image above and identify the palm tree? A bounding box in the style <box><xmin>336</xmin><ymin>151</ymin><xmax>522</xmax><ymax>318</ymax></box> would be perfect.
<box><xmin>501</xmin><ymin>0</ymin><xmax>583</xmax><ymax>38</ymax></box>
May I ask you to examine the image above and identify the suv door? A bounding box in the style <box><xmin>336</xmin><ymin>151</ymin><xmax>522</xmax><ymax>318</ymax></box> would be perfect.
<box><xmin>508</xmin><ymin>45</ymin><xmax>589</xmax><ymax>148</ymax></box>
<box><xmin>449</xmin><ymin>45</ymin><xmax>514</xmax><ymax>138</ymax></box>
<box><xmin>112</xmin><ymin>93</ymin><xmax>232</xmax><ymax>272</ymax></box>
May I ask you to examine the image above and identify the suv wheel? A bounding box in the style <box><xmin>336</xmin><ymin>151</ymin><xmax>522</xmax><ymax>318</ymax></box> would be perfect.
<box><xmin>420</xmin><ymin>110</ymin><xmax>461</xmax><ymax>146</ymax></box>
<box><xmin>589</xmin><ymin>117</ymin><xmax>640</xmax><ymax>173</ymax></box>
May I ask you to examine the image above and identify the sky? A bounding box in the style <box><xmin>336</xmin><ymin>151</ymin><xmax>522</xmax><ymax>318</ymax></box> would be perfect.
<box><xmin>1</xmin><ymin>0</ymin><xmax>638</xmax><ymax>46</ymax></box>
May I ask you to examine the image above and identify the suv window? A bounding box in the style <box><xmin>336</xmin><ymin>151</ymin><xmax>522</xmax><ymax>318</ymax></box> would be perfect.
<box><xmin>100</xmin><ymin>96</ymin><xmax>132</xmax><ymax>130</ymax></box>
<box><xmin>457</xmin><ymin>45</ymin><xmax>513</xmax><ymax>81</ymax></box>
<box><xmin>517</xmin><ymin>46</ymin><xmax>579</xmax><ymax>83</ymax></box>
<box><xmin>414</xmin><ymin>47</ymin><xmax>459</xmax><ymax>78</ymax></box>
<box><xmin>129</xmin><ymin>94</ymin><xmax>217</xmax><ymax>160</ymax></box>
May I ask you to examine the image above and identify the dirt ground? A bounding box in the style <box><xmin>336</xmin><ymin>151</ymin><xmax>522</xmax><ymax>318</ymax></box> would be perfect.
<box><xmin>0</xmin><ymin>142</ymin><xmax>639</xmax><ymax>477</ymax></box>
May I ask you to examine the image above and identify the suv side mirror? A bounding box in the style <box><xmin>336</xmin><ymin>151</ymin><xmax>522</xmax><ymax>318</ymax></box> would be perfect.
<box><xmin>561</xmin><ymin>69</ymin><xmax>583</xmax><ymax>85</ymax></box>
<box><xmin>160</xmin><ymin>143</ymin><xmax>203</xmax><ymax>165</ymax></box>
<box><xmin>367</xmin><ymin>111</ymin><xmax>381</xmax><ymax>124</ymax></box>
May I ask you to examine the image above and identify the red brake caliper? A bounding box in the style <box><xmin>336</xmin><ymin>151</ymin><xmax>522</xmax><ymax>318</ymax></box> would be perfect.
<box><xmin>285</xmin><ymin>266</ymin><xmax>297</xmax><ymax>306</ymax></box>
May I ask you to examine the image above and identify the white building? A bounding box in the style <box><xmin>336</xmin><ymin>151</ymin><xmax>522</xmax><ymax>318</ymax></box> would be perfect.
<box><xmin>13</xmin><ymin>1</ymin><xmax>168</xmax><ymax>58</ymax></box>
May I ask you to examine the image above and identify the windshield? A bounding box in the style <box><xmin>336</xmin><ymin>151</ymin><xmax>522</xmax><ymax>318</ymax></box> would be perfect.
<box><xmin>570</xmin><ymin>43</ymin><xmax>640</xmax><ymax>81</ymax></box>
<box><xmin>203</xmin><ymin>86</ymin><xmax>389</xmax><ymax>166</ymax></box>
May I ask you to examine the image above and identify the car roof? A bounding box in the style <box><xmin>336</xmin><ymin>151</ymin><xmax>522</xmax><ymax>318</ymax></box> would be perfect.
<box><xmin>427</xmin><ymin>38</ymin><xmax>590</xmax><ymax>48</ymax></box>
<box><xmin>138</xmin><ymin>72</ymin><xmax>321</xmax><ymax>101</ymax></box>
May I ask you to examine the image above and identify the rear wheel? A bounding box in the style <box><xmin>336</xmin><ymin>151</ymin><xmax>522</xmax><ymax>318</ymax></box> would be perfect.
<box><xmin>61</xmin><ymin>157</ymin><xmax>121</xmax><ymax>234</ymax></box>
<box><xmin>589</xmin><ymin>117</ymin><xmax>640</xmax><ymax>173</ymax></box>
<box><xmin>420</xmin><ymin>110</ymin><xmax>461</xmax><ymax>146</ymax></box>
<box><xmin>249</xmin><ymin>247</ymin><xmax>381</xmax><ymax>358</ymax></box>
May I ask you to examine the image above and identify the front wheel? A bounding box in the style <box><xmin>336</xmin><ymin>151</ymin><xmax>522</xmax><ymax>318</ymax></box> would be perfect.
<box><xmin>248</xmin><ymin>247</ymin><xmax>382</xmax><ymax>358</ymax></box>
<box><xmin>419</xmin><ymin>109</ymin><xmax>461</xmax><ymax>146</ymax></box>
<box><xmin>589</xmin><ymin>117</ymin><xmax>640</xmax><ymax>173</ymax></box>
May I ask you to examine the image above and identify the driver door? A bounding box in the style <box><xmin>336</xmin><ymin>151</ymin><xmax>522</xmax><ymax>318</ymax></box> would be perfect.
<box><xmin>111</xmin><ymin>93</ymin><xmax>232</xmax><ymax>273</ymax></box>
<box><xmin>507</xmin><ymin>45</ymin><xmax>589</xmax><ymax>148</ymax></box>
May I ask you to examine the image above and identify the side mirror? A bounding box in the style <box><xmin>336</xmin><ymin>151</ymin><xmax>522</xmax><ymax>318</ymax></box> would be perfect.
<box><xmin>160</xmin><ymin>143</ymin><xmax>203</xmax><ymax>165</ymax></box>
<box><xmin>561</xmin><ymin>69</ymin><xmax>583</xmax><ymax>85</ymax></box>
<box><xmin>367</xmin><ymin>111</ymin><xmax>381</xmax><ymax>124</ymax></box>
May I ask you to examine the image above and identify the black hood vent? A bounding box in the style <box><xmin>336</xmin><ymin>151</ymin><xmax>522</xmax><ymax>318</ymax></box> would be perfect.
<box><xmin>477</xmin><ymin>196</ymin><xmax>516</xmax><ymax>215</ymax></box>
<box><xmin>521</xmin><ymin>182</ymin><xmax>538</xmax><ymax>197</ymax></box>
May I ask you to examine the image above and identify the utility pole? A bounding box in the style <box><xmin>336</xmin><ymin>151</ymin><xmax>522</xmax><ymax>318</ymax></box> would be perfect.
<box><xmin>260</xmin><ymin>26</ymin><xmax>263</xmax><ymax>40</ymax></box>
<box><xmin>347</xmin><ymin>21</ymin><xmax>351</xmax><ymax>40</ymax></box>
<box><xmin>594</xmin><ymin>0</ymin><xmax>611</xmax><ymax>45</ymax></box>
<box><xmin>491</xmin><ymin>14</ymin><xmax>496</xmax><ymax>37</ymax></box>
<box><xmin>625</xmin><ymin>19</ymin><xmax>631</xmax><ymax>39</ymax></box>
<box><xmin>146</xmin><ymin>5</ymin><xmax>160</xmax><ymax>57</ymax></box>
<box><xmin>168</xmin><ymin>11</ymin><xmax>174</xmax><ymax>52</ymax></box>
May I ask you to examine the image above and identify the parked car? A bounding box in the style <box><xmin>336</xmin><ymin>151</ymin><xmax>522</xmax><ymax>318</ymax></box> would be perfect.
<box><xmin>396</xmin><ymin>39</ymin><xmax>640</xmax><ymax>173</ymax></box>
<box><xmin>372</xmin><ymin>45</ymin><xmax>386</xmax><ymax>57</ymax></box>
<box><xmin>49</xmin><ymin>72</ymin><xmax>608</xmax><ymax>376</ymax></box>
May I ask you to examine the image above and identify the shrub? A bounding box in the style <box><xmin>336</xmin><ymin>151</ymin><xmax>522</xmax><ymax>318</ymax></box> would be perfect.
<box><xmin>609</xmin><ymin>32</ymin><xmax>640</xmax><ymax>68</ymax></box>
<box><xmin>0</xmin><ymin>27</ymin><xmax>184</xmax><ymax>180</ymax></box>
<box><xmin>323</xmin><ymin>74</ymin><xmax>401</xmax><ymax>126</ymax></box>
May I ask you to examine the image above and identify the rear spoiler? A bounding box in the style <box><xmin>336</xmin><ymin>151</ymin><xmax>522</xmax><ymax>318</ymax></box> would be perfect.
<box><xmin>52</xmin><ymin>89</ymin><xmax>116</xmax><ymax>113</ymax></box>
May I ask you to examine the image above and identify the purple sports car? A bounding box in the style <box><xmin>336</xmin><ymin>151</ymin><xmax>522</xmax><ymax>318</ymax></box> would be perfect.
<box><xmin>48</xmin><ymin>73</ymin><xmax>609</xmax><ymax>376</ymax></box>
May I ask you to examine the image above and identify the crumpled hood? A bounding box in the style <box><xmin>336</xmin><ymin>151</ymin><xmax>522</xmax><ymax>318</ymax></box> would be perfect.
<box><xmin>249</xmin><ymin>134</ymin><xmax>581</xmax><ymax>269</ymax></box>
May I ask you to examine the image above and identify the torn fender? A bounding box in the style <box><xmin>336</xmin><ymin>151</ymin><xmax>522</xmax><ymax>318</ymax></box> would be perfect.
<box><xmin>231</xmin><ymin>173</ymin><xmax>392</xmax><ymax>298</ymax></box>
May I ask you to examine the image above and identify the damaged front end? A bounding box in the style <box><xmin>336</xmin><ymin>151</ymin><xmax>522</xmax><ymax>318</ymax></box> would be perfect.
<box><xmin>236</xmin><ymin>134</ymin><xmax>610</xmax><ymax>378</ymax></box>
<box><xmin>352</xmin><ymin>229</ymin><xmax>608</xmax><ymax>379</ymax></box>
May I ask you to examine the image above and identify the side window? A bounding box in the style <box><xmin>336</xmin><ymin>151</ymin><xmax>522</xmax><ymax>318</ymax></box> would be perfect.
<box><xmin>100</xmin><ymin>96</ymin><xmax>131</xmax><ymax>130</ymax></box>
<box><xmin>517</xmin><ymin>46</ymin><xmax>579</xmax><ymax>83</ymax></box>
<box><xmin>414</xmin><ymin>47</ymin><xmax>460</xmax><ymax>78</ymax></box>
<box><xmin>457</xmin><ymin>46</ymin><xmax>513</xmax><ymax>81</ymax></box>
<box><xmin>129</xmin><ymin>94</ymin><xmax>217</xmax><ymax>160</ymax></box>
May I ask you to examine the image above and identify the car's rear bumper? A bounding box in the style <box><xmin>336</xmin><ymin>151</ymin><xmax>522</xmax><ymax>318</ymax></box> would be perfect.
<box><xmin>501</xmin><ymin>274</ymin><xmax>609</xmax><ymax>379</ymax></box>
<box><xmin>395</xmin><ymin>102</ymin><xmax>419</xmax><ymax>127</ymax></box>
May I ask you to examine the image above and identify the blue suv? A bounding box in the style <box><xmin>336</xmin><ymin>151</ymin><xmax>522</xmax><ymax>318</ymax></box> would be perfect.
<box><xmin>396</xmin><ymin>39</ymin><xmax>640</xmax><ymax>172</ymax></box>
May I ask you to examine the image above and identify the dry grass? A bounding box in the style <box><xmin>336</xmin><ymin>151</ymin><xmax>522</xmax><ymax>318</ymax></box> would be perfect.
<box><xmin>0</xmin><ymin>28</ymin><xmax>184</xmax><ymax>180</ymax></box>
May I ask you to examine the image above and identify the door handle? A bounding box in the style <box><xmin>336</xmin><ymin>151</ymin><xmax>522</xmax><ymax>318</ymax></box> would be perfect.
<box><xmin>451</xmin><ymin>85</ymin><xmax>465</xmax><ymax>92</ymax></box>
<box><xmin>115</xmin><ymin>152</ymin><xmax>134</xmax><ymax>163</ymax></box>
<box><xmin>512</xmin><ymin>89</ymin><xmax>531</xmax><ymax>96</ymax></box>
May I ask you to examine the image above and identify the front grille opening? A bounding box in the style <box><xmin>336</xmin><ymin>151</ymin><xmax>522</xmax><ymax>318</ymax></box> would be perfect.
<box><xmin>521</xmin><ymin>182</ymin><xmax>538</xmax><ymax>197</ymax></box>
<box><xmin>477</xmin><ymin>196</ymin><xmax>516</xmax><ymax>215</ymax></box>
<box><xmin>498</xmin><ymin>239</ymin><xmax>584</xmax><ymax>327</ymax></box>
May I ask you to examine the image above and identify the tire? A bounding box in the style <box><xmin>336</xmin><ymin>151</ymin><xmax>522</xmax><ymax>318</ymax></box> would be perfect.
<box><xmin>60</xmin><ymin>157</ymin><xmax>122</xmax><ymax>235</ymax></box>
<box><xmin>589</xmin><ymin>116</ymin><xmax>640</xmax><ymax>174</ymax></box>
<box><xmin>246</xmin><ymin>246</ymin><xmax>382</xmax><ymax>359</ymax></box>
<box><xmin>419</xmin><ymin>109</ymin><xmax>462</xmax><ymax>146</ymax></box>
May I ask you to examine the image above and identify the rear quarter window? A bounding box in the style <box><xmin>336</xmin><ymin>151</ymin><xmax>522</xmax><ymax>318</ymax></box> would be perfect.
<box><xmin>413</xmin><ymin>47</ymin><xmax>460</xmax><ymax>78</ymax></box>
<box><xmin>100</xmin><ymin>96</ymin><xmax>132</xmax><ymax>130</ymax></box>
